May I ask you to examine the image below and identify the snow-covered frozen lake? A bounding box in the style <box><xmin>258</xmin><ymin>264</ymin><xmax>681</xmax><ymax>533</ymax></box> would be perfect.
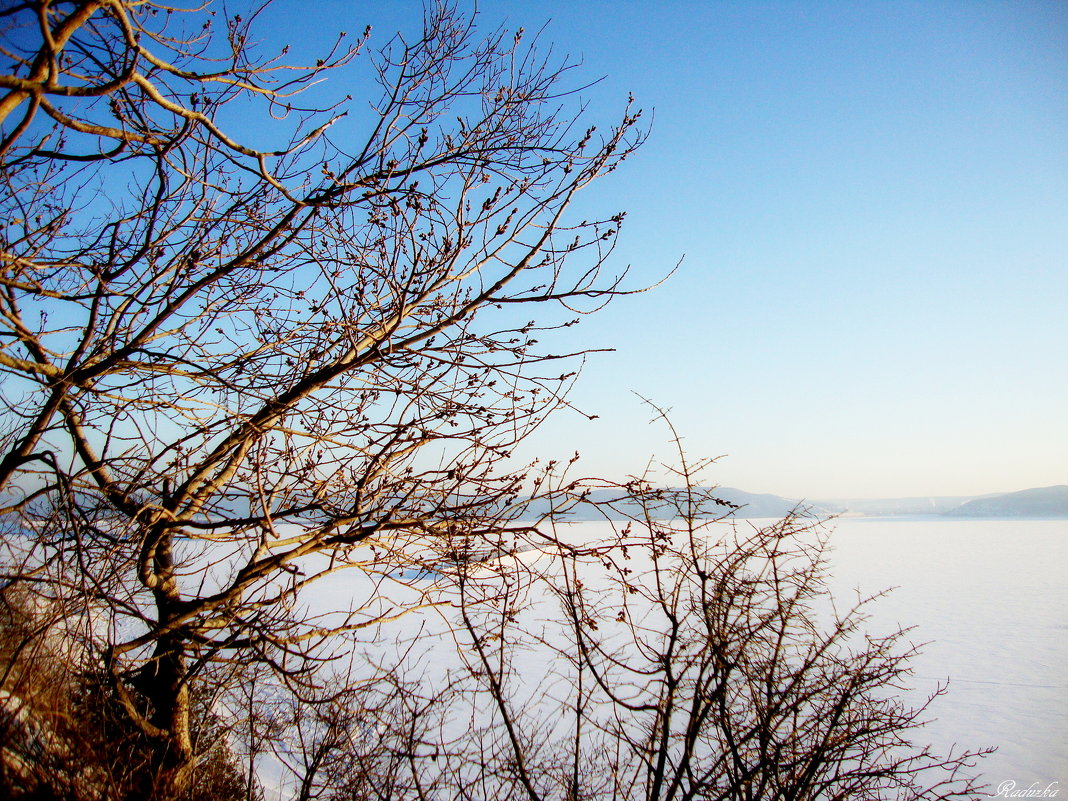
<box><xmin>303</xmin><ymin>515</ymin><xmax>1065</xmax><ymax>792</ymax></box>
<box><xmin>821</xmin><ymin>516</ymin><xmax>1067</xmax><ymax>790</ymax></box>
<box><xmin>14</xmin><ymin>513</ymin><xmax>1059</xmax><ymax>795</ymax></box>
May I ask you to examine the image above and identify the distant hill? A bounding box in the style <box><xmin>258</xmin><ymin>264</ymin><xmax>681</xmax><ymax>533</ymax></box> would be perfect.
<box><xmin>521</xmin><ymin>487</ymin><xmax>826</xmax><ymax>521</ymax></box>
<box><xmin>517</xmin><ymin>485</ymin><xmax>1068</xmax><ymax>522</ymax></box>
<box><xmin>710</xmin><ymin>487</ymin><xmax>826</xmax><ymax>519</ymax></box>
<box><xmin>943</xmin><ymin>485</ymin><xmax>1068</xmax><ymax>518</ymax></box>
<box><xmin>819</xmin><ymin>496</ymin><xmax>975</xmax><ymax>516</ymax></box>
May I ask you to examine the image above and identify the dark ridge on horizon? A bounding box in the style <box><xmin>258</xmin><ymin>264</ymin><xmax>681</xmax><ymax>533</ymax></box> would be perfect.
<box><xmin>943</xmin><ymin>485</ymin><xmax>1068</xmax><ymax>518</ymax></box>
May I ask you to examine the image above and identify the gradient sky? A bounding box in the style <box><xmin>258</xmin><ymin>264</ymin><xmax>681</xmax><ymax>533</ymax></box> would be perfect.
<box><xmin>269</xmin><ymin>1</ymin><xmax>1067</xmax><ymax>499</ymax></box>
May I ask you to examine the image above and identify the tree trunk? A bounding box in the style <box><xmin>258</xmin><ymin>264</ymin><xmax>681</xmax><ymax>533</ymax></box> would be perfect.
<box><xmin>144</xmin><ymin>640</ymin><xmax>193</xmax><ymax>800</ymax></box>
<box><xmin>134</xmin><ymin>531</ymin><xmax>194</xmax><ymax>801</ymax></box>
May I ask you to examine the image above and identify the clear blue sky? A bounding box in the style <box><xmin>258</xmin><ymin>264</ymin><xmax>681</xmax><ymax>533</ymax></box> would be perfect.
<box><xmin>272</xmin><ymin>1</ymin><xmax>1067</xmax><ymax>498</ymax></box>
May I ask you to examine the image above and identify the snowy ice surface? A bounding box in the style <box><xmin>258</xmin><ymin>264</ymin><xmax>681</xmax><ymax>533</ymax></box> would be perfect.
<box><xmin>293</xmin><ymin>516</ymin><xmax>1066</xmax><ymax>793</ymax></box>
<box><xmin>822</xmin><ymin>517</ymin><xmax>1067</xmax><ymax>790</ymax></box>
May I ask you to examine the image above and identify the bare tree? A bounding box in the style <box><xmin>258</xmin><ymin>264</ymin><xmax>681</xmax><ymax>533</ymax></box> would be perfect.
<box><xmin>0</xmin><ymin>1</ymin><xmax>643</xmax><ymax>797</ymax></box>
<box><xmin>435</xmin><ymin>417</ymin><xmax>994</xmax><ymax>801</ymax></box>
<box><xmin>0</xmin><ymin>4</ymin><xmax>991</xmax><ymax>801</ymax></box>
<box><xmin>249</xmin><ymin>442</ymin><xmax>993</xmax><ymax>801</ymax></box>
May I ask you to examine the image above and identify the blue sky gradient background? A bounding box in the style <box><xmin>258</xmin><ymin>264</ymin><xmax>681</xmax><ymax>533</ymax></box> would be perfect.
<box><xmin>266</xmin><ymin>1</ymin><xmax>1067</xmax><ymax>498</ymax></box>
